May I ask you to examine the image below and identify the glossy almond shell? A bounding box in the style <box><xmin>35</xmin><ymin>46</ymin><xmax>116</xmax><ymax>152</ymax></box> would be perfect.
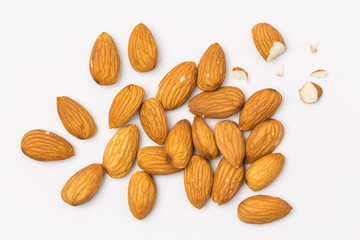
<box><xmin>192</xmin><ymin>116</ymin><xmax>218</xmax><ymax>160</ymax></box>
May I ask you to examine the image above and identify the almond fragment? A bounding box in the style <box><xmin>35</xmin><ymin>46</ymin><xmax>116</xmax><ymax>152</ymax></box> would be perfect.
<box><xmin>192</xmin><ymin>116</ymin><xmax>218</xmax><ymax>160</ymax></box>
<box><xmin>310</xmin><ymin>69</ymin><xmax>327</xmax><ymax>78</ymax></box>
<box><xmin>299</xmin><ymin>81</ymin><xmax>323</xmax><ymax>103</ymax></box>
<box><xmin>276</xmin><ymin>64</ymin><xmax>284</xmax><ymax>77</ymax></box>
<box><xmin>310</xmin><ymin>41</ymin><xmax>319</xmax><ymax>53</ymax></box>
<box><xmin>233</xmin><ymin>67</ymin><xmax>248</xmax><ymax>82</ymax></box>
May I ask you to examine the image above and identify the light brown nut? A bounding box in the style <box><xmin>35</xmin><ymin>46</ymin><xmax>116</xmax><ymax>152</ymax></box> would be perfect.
<box><xmin>21</xmin><ymin>129</ymin><xmax>74</xmax><ymax>161</ymax></box>
<box><xmin>108</xmin><ymin>84</ymin><xmax>145</xmax><ymax>129</ymax></box>
<box><xmin>61</xmin><ymin>163</ymin><xmax>104</xmax><ymax>206</ymax></box>
<box><xmin>299</xmin><ymin>81</ymin><xmax>323</xmax><ymax>104</ymax></box>
<box><xmin>128</xmin><ymin>23</ymin><xmax>158</xmax><ymax>72</ymax></box>
<box><xmin>128</xmin><ymin>171</ymin><xmax>157</xmax><ymax>220</ymax></box>
<box><xmin>102</xmin><ymin>125</ymin><xmax>139</xmax><ymax>178</ymax></box>
<box><xmin>239</xmin><ymin>88</ymin><xmax>282</xmax><ymax>131</ymax></box>
<box><xmin>89</xmin><ymin>32</ymin><xmax>120</xmax><ymax>85</ymax></box>
<box><xmin>238</xmin><ymin>195</ymin><xmax>292</xmax><ymax>224</ymax></box>
<box><xmin>156</xmin><ymin>61</ymin><xmax>197</xmax><ymax>110</ymax></box>
<box><xmin>184</xmin><ymin>155</ymin><xmax>213</xmax><ymax>209</ymax></box>
<box><xmin>188</xmin><ymin>86</ymin><xmax>245</xmax><ymax>119</ymax></box>
<box><xmin>192</xmin><ymin>116</ymin><xmax>218</xmax><ymax>160</ymax></box>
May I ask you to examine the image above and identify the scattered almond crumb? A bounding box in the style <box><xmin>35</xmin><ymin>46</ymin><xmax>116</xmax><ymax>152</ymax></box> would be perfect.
<box><xmin>276</xmin><ymin>65</ymin><xmax>284</xmax><ymax>77</ymax></box>
<box><xmin>310</xmin><ymin>41</ymin><xmax>319</xmax><ymax>53</ymax></box>
<box><xmin>299</xmin><ymin>81</ymin><xmax>323</xmax><ymax>103</ymax></box>
<box><xmin>233</xmin><ymin>67</ymin><xmax>248</xmax><ymax>82</ymax></box>
<box><xmin>310</xmin><ymin>69</ymin><xmax>327</xmax><ymax>78</ymax></box>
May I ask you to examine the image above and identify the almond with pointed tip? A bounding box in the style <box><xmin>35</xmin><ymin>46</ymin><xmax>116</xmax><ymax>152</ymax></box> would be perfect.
<box><xmin>192</xmin><ymin>116</ymin><xmax>218</xmax><ymax>160</ymax></box>
<box><xmin>299</xmin><ymin>82</ymin><xmax>323</xmax><ymax>104</ymax></box>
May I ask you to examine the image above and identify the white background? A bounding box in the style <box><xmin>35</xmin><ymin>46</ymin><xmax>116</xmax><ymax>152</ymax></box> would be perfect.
<box><xmin>1</xmin><ymin>0</ymin><xmax>360</xmax><ymax>239</ymax></box>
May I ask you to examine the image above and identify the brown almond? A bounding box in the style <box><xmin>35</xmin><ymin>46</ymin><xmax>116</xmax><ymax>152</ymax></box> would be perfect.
<box><xmin>192</xmin><ymin>116</ymin><xmax>218</xmax><ymax>160</ymax></box>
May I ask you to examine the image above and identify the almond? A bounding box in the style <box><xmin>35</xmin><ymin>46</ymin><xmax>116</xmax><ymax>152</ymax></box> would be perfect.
<box><xmin>310</xmin><ymin>69</ymin><xmax>327</xmax><ymax>78</ymax></box>
<box><xmin>310</xmin><ymin>40</ymin><xmax>319</xmax><ymax>53</ymax></box>
<box><xmin>57</xmin><ymin>96</ymin><xmax>96</xmax><ymax>139</ymax></box>
<box><xmin>109</xmin><ymin>84</ymin><xmax>145</xmax><ymax>129</ymax></box>
<box><xmin>239</xmin><ymin>88</ymin><xmax>282</xmax><ymax>131</ymax></box>
<box><xmin>156</xmin><ymin>61</ymin><xmax>197</xmax><ymax>110</ymax></box>
<box><xmin>139</xmin><ymin>98</ymin><xmax>168</xmax><ymax>145</ymax></box>
<box><xmin>245</xmin><ymin>119</ymin><xmax>284</xmax><ymax>163</ymax></box>
<box><xmin>233</xmin><ymin>67</ymin><xmax>248</xmax><ymax>82</ymax></box>
<box><xmin>237</xmin><ymin>195</ymin><xmax>292</xmax><ymax>224</ymax></box>
<box><xmin>299</xmin><ymin>81</ymin><xmax>323</xmax><ymax>104</ymax></box>
<box><xmin>188</xmin><ymin>86</ymin><xmax>245</xmax><ymax>118</ymax></box>
<box><xmin>137</xmin><ymin>146</ymin><xmax>181</xmax><ymax>175</ymax></box>
<box><xmin>61</xmin><ymin>163</ymin><xmax>104</xmax><ymax>206</ymax></box>
<box><xmin>128</xmin><ymin>23</ymin><xmax>158</xmax><ymax>72</ymax></box>
<box><xmin>184</xmin><ymin>155</ymin><xmax>213</xmax><ymax>209</ymax></box>
<box><xmin>128</xmin><ymin>171</ymin><xmax>157</xmax><ymax>220</ymax></box>
<box><xmin>192</xmin><ymin>116</ymin><xmax>218</xmax><ymax>160</ymax></box>
<box><xmin>102</xmin><ymin>125</ymin><xmax>139</xmax><ymax>178</ymax></box>
<box><xmin>165</xmin><ymin>119</ymin><xmax>193</xmax><ymax>169</ymax></box>
<box><xmin>212</xmin><ymin>158</ymin><xmax>245</xmax><ymax>205</ymax></box>
<box><xmin>197</xmin><ymin>43</ymin><xmax>226</xmax><ymax>91</ymax></box>
<box><xmin>214</xmin><ymin>120</ymin><xmax>245</xmax><ymax>168</ymax></box>
<box><xmin>89</xmin><ymin>32</ymin><xmax>120</xmax><ymax>85</ymax></box>
<box><xmin>21</xmin><ymin>129</ymin><xmax>74</xmax><ymax>161</ymax></box>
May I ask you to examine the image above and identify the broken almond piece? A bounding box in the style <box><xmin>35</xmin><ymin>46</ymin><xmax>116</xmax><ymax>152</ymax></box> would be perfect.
<box><xmin>276</xmin><ymin>65</ymin><xmax>284</xmax><ymax>77</ymax></box>
<box><xmin>310</xmin><ymin>41</ymin><xmax>319</xmax><ymax>53</ymax></box>
<box><xmin>233</xmin><ymin>67</ymin><xmax>248</xmax><ymax>82</ymax></box>
<box><xmin>299</xmin><ymin>82</ymin><xmax>323</xmax><ymax>104</ymax></box>
<box><xmin>310</xmin><ymin>69</ymin><xmax>327</xmax><ymax>78</ymax></box>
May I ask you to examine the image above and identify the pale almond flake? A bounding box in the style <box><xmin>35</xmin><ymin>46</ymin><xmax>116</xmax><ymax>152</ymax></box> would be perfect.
<box><xmin>310</xmin><ymin>41</ymin><xmax>319</xmax><ymax>53</ymax></box>
<box><xmin>276</xmin><ymin>65</ymin><xmax>284</xmax><ymax>77</ymax></box>
<box><xmin>233</xmin><ymin>67</ymin><xmax>248</xmax><ymax>82</ymax></box>
<box><xmin>310</xmin><ymin>69</ymin><xmax>327</xmax><ymax>78</ymax></box>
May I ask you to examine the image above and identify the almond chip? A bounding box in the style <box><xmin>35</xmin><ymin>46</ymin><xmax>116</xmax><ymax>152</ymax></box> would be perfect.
<box><xmin>276</xmin><ymin>65</ymin><xmax>284</xmax><ymax>77</ymax></box>
<box><xmin>299</xmin><ymin>81</ymin><xmax>323</xmax><ymax>104</ymax></box>
<box><xmin>233</xmin><ymin>67</ymin><xmax>248</xmax><ymax>82</ymax></box>
<box><xmin>310</xmin><ymin>69</ymin><xmax>327</xmax><ymax>78</ymax></box>
<box><xmin>310</xmin><ymin>41</ymin><xmax>319</xmax><ymax>53</ymax></box>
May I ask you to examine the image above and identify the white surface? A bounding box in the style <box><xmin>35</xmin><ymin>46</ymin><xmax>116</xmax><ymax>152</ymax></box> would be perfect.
<box><xmin>1</xmin><ymin>0</ymin><xmax>360</xmax><ymax>239</ymax></box>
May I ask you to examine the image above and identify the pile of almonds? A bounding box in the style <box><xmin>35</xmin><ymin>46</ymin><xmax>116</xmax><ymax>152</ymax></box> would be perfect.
<box><xmin>21</xmin><ymin>22</ymin><xmax>328</xmax><ymax>225</ymax></box>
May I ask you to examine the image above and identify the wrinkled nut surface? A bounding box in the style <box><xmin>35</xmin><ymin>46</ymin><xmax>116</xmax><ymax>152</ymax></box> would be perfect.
<box><xmin>192</xmin><ymin>116</ymin><xmax>218</xmax><ymax>160</ymax></box>
<box><xmin>299</xmin><ymin>81</ymin><xmax>323</xmax><ymax>104</ymax></box>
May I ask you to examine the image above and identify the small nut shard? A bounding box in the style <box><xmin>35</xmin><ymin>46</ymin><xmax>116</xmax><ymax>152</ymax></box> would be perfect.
<box><xmin>310</xmin><ymin>69</ymin><xmax>327</xmax><ymax>78</ymax></box>
<box><xmin>299</xmin><ymin>81</ymin><xmax>323</xmax><ymax>104</ymax></box>
<box><xmin>276</xmin><ymin>65</ymin><xmax>284</xmax><ymax>77</ymax></box>
<box><xmin>233</xmin><ymin>67</ymin><xmax>248</xmax><ymax>82</ymax></box>
<box><xmin>310</xmin><ymin>41</ymin><xmax>319</xmax><ymax>53</ymax></box>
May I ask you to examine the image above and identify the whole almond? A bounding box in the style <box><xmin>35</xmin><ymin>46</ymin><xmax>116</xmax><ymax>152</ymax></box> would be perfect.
<box><xmin>57</xmin><ymin>96</ymin><xmax>96</xmax><ymax>139</ymax></box>
<box><xmin>197</xmin><ymin>43</ymin><xmax>226</xmax><ymax>91</ymax></box>
<box><xmin>137</xmin><ymin>146</ymin><xmax>181</xmax><ymax>175</ymax></box>
<box><xmin>184</xmin><ymin>155</ymin><xmax>213</xmax><ymax>209</ymax></box>
<box><xmin>21</xmin><ymin>129</ymin><xmax>74</xmax><ymax>161</ymax></box>
<box><xmin>245</xmin><ymin>119</ymin><xmax>284</xmax><ymax>163</ymax></box>
<box><xmin>89</xmin><ymin>32</ymin><xmax>120</xmax><ymax>85</ymax></box>
<box><xmin>109</xmin><ymin>84</ymin><xmax>145</xmax><ymax>129</ymax></box>
<box><xmin>192</xmin><ymin>116</ymin><xmax>218</xmax><ymax>160</ymax></box>
<box><xmin>139</xmin><ymin>98</ymin><xmax>168</xmax><ymax>145</ymax></box>
<box><xmin>188</xmin><ymin>86</ymin><xmax>245</xmax><ymax>118</ymax></box>
<box><xmin>239</xmin><ymin>88</ymin><xmax>282</xmax><ymax>131</ymax></box>
<box><xmin>156</xmin><ymin>61</ymin><xmax>197</xmax><ymax>110</ymax></box>
<box><xmin>165</xmin><ymin>119</ymin><xmax>193</xmax><ymax>169</ymax></box>
<box><xmin>212</xmin><ymin>158</ymin><xmax>245</xmax><ymax>205</ymax></box>
<box><xmin>128</xmin><ymin>23</ymin><xmax>158</xmax><ymax>72</ymax></box>
<box><xmin>61</xmin><ymin>163</ymin><xmax>104</xmax><ymax>206</ymax></box>
<box><xmin>103</xmin><ymin>125</ymin><xmax>139</xmax><ymax>178</ymax></box>
<box><xmin>128</xmin><ymin>171</ymin><xmax>157</xmax><ymax>220</ymax></box>
<box><xmin>214</xmin><ymin>120</ymin><xmax>245</xmax><ymax>168</ymax></box>
<box><xmin>238</xmin><ymin>195</ymin><xmax>292</xmax><ymax>224</ymax></box>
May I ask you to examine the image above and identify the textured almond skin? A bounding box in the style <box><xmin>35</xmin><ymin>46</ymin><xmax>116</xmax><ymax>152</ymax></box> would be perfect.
<box><xmin>103</xmin><ymin>125</ymin><xmax>139</xmax><ymax>178</ymax></box>
<box><xmin>140</xmin><ymin>98</ymin><xmax>168</xmax><ymax>145</ymax></box>
<box><xmin>61</xmin><ymin>163</ymin><xmax>104</xmax><ymax>206</ymax></box>
<box><xmin>238</xmin><ymin>195</ymin><xmax>292</xmax><ymax>224</ymax></box>
<box><xmin>128</xmin><ymin>23</ymin><xmax>158</xmax><ymax>72</ymax></box>
<box><xmin>89</xmin><ymin>32</ymin><xmax>120</xmax><ymax>85</ymax></box>
<box><xmin>156</xmin><ymin>62</ymin><xmax>197</xmax><ymax>110</ymax></box>
<box><xmin>57</xmin><ymin>96</ymin><xmax>96</xmax><ymax>139</ymax></box>
<box><xmin>192</xmin><ymin>116</ymin><xmax>218</xmax><ymax>160</ymax></box>
<box><xmin>165</xmin><ymin>119</ymin><xmax>193</xmax><ymax>169</ymax></box>
<box><xmin>197</xmin><ymin>43</ymin><xmax>226</xmax><ymax>91</ymax></box>
<box><xmin>109</xmin><ymin>84</ymin><xmax>145</xmax><ymax>129</ymax></box>
<box><xmin>188</xmin><ymin>87</ymin><xmax>245</xmax><ymax>118</ymax></box>
<box><xmin>128</xmin><ymin>171</ymin><xmax>157</xmax><ymax>220</ymax></box>
<box><xmin>239</xmin><ymin>89</ymin><xmax>282</xmax><ymax>131</ymax></box>
<box><xmin>214</xmin><ymin>121</ymin><xmax>245</xmax><ymax>168</ymax></box>
<box><xmin>212</xmin><ymin>158</ymin><xmax>245</xmax><ymax>205</ymax></box>
<box><xmin>245</xmin><ymin>119</ymin><xmax>284</xmax><ymax>163</ymax></box>
<box><xmin>245</xmin><ymin>153</ymin><xmax>285</xmax><ymax>191</ymax></box>
<box><xmin>137</xmin><ymin>146</ymin><xmax>181</xmax><ymax>175</ymax></box>
<box><xmin>184</xmin><ymin>155</ymin><xmax>213</xmax><ymax>209</ymax></box>
<box><xmin>21</xmin><ymin>129</ymin><xmax>74</xmax><ymax>161</ymax></box>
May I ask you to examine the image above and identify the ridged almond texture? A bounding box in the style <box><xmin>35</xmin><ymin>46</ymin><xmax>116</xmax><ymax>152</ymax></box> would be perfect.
<box><xmin>102</xmin><ymin>125</ymin><xmax>139</xmax><ymax>178</ymax></box>
<box><xmin>184</xmin><ymin>155</ymin><xmax>213</xmax><ymax>209</ymax></box>
<box><xmin>188</xmin><ymin>86</ymin><xmax>245</xmax><ymax>118</ymax></box>
<box><xmin>109</xmin><ymin>84</ymin><xmax>145</xmax><ymax>129</ymax></box>
<box><xmin>137</xmin><ymin>146</ymin><xmax>181</xmax><ymax>175</ymax></box>
<box><xmin>165</xmin><ymin>119</ymin><xmax>193</xmax><ymax>169</ymax></box>
<box><xmin>128</xmin><ymin>23</ymin><xmax>158</xmax><ymax>72</ymax></box>
<box><xmin>57</xmin><ymin>96</ymin><xmax>97</xmax><ymax>139</ymax></box>
<box><xmin>89</xmin><ymin>32</ymin><xmax>120</xmax><ymax>85</ymax></box>
<box><xmin>192</xmin><ymin>116</ymin><xmax>218</xmax><ymax>160</ymax></box>
<box><xmin>139</xmin><ymin>98</ymin><xmax>168</xmax><ymax>145</ymax></box>
<box><xmin>156</xmin><ymin>61</ymin><xmax>197</xmax><ymax>110</ymax></box>
<box><xmin>197</xmin><ymin>43</ymin><xmax>226</xmax><ymax>91</ymax></box>
<box><xmin>21</xmin><ymin>129</ymin><xmax>74</xmax><ymax>161</ymax></box>
<box><xmin>239</xmin><ymin>88</ymin><xmax>282</xmax><ymax>131</ymax></box>
<box><xmin>238</xmin><ymin>195</ymin><xmax>292</xmax><ymax>224</ymax></box>
<box><xmin>128</xmin><ymin>171</ymin><xmax>157</xmax><ymax>220</ymax></box>
<box><xmin>214</xmin><ymin>121</ymin><xmax>245</xmax><ymax>168</ymax></box>
<box><xmin>212</xmin><ymin>158</ymin><xmax>245</xmax><ymax>205</ymax></box>
<box><xmin>61</xmin><ymin>163</ymin><xmax>104</xmax><ymax>206</ymax></box>
<box><xmin>245</xmin><ymin>119</ymin><xmax>284</xmax><ymax>163</ymax></box>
